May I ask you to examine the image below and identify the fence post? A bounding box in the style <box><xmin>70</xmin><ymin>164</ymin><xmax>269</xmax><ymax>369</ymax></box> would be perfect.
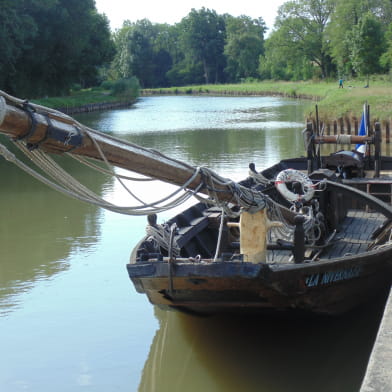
<box><xmin>374</xmin><ymin>122</ymin><xmax>381</xmax><ymax>177</ymax></box>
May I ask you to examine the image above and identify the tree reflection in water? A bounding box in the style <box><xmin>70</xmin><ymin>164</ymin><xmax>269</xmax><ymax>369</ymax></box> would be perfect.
<box><xmin>139</xmin><ymin>295</ymin><xmax>387</xmax><ymax>392</ymax></box>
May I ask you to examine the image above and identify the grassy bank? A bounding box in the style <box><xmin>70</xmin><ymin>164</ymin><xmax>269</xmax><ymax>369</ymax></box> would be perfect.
<box><xmin>143</xmin><ymin>77</ymin><xmax>392</xmax><ymax>122</ymax></box>
<box><xmin>33</xmin><ymin>88</ymin><xmax>118</xmax><ymax>107</ymax></box>
<box><xmin>33</xmin><ymin>86</ymin><xmax>137</xmax><ymax>110</ymax></box>
<box><xmin>32</xmin><ymin>78</ymin><xmax>391</xmax><ymax>122</ymax></box>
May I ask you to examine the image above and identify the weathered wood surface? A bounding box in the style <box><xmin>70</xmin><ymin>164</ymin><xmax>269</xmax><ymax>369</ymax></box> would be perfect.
<box><xmin>128</xmin><ymin>240</ymin><xmax>392</xmax><ymax>314</ymax></box>
<box><xmin>314</xmin><ymin>135</ymin><xmax>373</xmax><ymax>144</ymax></box>
<box><xmin>228</xmin><ymin>210</ymin><xmax>283</xmax><ymax>262</ymax></box>
<box><xmin>1</xmin><ymin>91</ymin><xmax>391</xmax><ymax>219</ymax></box>
<box><xmin>0</xmin><ymin>95</ymin><xmax>197</xmax><ymax>183</ymax></box>
<box><xmin>0</xmin><ymin>93</ymin><xmax>262</xmax><ymax>207</ymax></box>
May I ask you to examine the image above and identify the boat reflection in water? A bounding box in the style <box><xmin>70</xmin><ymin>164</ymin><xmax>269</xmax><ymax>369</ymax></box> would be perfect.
<box><xmin>139</xmin><ymin>295</ymin><xmax>387</xmax><ymax>392</ymax></box>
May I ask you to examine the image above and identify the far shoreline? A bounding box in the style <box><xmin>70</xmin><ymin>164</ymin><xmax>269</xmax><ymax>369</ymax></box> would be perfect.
<box><xmin>141</xmin><ymin>79</ymin><xmax>392</xmax><ymax>123</ymax></box>
<box><xmin>33</xmin><ymin>78</ymin><xmax>392</xmax><ymax>124</ymax></box>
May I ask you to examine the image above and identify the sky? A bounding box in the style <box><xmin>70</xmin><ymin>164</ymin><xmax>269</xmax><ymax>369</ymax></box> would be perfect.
<box><xmin>94</xmin><ymin>0</ymin><xmax>286</xmax><ymax>32</ymax></box>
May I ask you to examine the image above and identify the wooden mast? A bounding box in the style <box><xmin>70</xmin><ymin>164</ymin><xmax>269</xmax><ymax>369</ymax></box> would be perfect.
<box><xmin>0</xmin><ymin>93</ymin><xmax>264</xmax><ymax>208</ymax></box>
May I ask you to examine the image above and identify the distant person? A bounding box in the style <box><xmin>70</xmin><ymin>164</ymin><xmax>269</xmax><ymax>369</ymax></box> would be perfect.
<box><xmin>339</xmin><ymin>78</ymin><xmax>344</xmax><ymax>88</ymax></box>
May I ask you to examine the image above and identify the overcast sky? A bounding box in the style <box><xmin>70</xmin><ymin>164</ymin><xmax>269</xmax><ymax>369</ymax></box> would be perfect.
<box><xmin>94</xmin><ymin>0</ymin><xmax>286</xmax><ymax>32</ymax></box>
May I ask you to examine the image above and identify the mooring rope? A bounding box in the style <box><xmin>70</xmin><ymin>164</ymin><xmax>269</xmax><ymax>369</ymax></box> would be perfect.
<box><xmin>266</xmin><ymin>198</ymin><xmax>322</xmax><ymax>247</ymax></box>
<box><xmin>0</xmin><ymin>139</ymin><xmax>203</xmax><ymax>215</ymax></box>
<box><xmin>336</xmin><ymin>134</ymin><xmax>352</xmax><ymax>145</ymax></box>
<box><xmin>146</xmin><ymin>223</ymin><xmax>181</xmax><ymax>257</ymax></box>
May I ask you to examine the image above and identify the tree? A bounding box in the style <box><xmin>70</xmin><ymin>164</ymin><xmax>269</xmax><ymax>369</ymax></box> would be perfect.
<box><xmin>259</xmin><ymin>30</ymin><xmax>292</xmax><ymax>80</ymax></box>
<box><xmin>111</xmin><ymin>20</ymin><xmax>175</xmax><ymax>88</ymax></box>
<box><xmin>327</xmin><ymin>0</ymin><xmax>392</xmax><ymax>77</ymax></box>
<box><xmin>0</xmin><ymin>0</ymin><xmax>114</xmax><ymax>96</ymax></box>
<box><xmin>274</xmin><ymin>0</ymin><xmax>336</xmax><ymax>78</ymax></box>
<box><xmin>179</xmin><ymin>8</ymin><xmax>226</xmax><ymax>84</ymax></box>
<box><xmin>224</xmin><ymin>15</ymin><xmax>266</xmax><ymax>81</ymax></box>
<box><xmin>380</xmin><ymin>22</ymin><xmax>392</xmax><ymax>71</ymax></box>
<box><xmin>77</xmin><ymin>11</ymin><xmax>115</xmax><ymax>87</ymax></box>
<box><xmin>260</xmin><ymin>27</ymin><xmax>314</xmax><ymax>80</ymax></box>
<box><xmin>348</xmin><ymin>12</ymin><xmax>386</xmax><ymax>84</ymax></box>
<box><xmin>0</xmin><ymin>0</ymin><xmax>38</xmax><ymax>92</ymax></box>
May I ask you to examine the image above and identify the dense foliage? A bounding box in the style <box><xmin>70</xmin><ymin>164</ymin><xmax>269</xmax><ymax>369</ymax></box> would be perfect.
<box><xmin>0</xmin><ymin>0</ymin><xmax>115</xmax><ymax>96</ymax></box>
<box><xmin>2</xmin><ymin>0</ymin><xmax>392</xmax><ymax>97</ymax></box>
<box><xmin>111</xmin><ymin>8</ymin><xmax>266</xmax><ymax>87</ymax></box>
<box><xmin>112</xmin><ymin>0</ymin><xmax>392</xmax><ymax>87</ymax></box>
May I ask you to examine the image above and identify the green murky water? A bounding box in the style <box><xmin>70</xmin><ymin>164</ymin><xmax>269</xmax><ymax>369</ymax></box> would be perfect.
<box><xmin>0</xmin><ymin>96</ymin><xmax>385</xmax><ymax>391</ymax></box>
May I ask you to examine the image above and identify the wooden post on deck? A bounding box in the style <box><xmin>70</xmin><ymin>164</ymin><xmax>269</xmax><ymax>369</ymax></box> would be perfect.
<box><xmin>236</xmin><ymin>209</ymin><xmax>283</xmax><ymax>263</ymax></box>
<box><xmin>305</xmin><ymin>122</ymin><xmax>314</xmax><ymax>174</ymax></box>
<box><xmin>293</xmin><ymin>215</ymin><xmax>305</xmax><ymax>263</ymax></box>
<box><xmin>374</xmin><ymin>122</ymin><xmax>381</xmax><ymax>177</ymax></box>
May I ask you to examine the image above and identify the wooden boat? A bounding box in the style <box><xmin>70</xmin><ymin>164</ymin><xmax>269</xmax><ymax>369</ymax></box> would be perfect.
<box><xmin>0</xmin><ymin>91</ymin><xmax>391</xmax><ymax>316</ymax></box>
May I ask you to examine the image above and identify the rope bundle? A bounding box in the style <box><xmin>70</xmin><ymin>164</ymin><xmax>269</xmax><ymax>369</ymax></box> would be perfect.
<box><xmin>0</xmin><ymin>131</ymin><xmax>269</xmax><ymax>217</ymax></box>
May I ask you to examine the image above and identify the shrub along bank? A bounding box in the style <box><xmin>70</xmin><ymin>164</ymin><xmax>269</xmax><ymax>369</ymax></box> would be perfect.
<box><xmin>33</xmin><ymin>78</ymin><xmax>140</xmax><ymax>113</ymax></box>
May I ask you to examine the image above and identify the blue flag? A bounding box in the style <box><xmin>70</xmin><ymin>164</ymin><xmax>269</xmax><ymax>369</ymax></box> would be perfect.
<box><xmin>355</xmin><ymin>104</ymin><xmax>367</xmax><ymax>154</ymax></box>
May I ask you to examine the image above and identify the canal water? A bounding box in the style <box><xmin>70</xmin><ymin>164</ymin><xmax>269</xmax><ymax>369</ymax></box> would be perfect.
<box><xmin>0</xmin><ymin>96</ymin><xmax>386</xmax><ymax>391</ymax></box>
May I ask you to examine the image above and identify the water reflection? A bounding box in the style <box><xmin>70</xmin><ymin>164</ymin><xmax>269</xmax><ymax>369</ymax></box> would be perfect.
<box><xmin>140</xmin><ymin>296</ymin><xmax>387</xmax><ymax>392</ymax></box>
<box><xmin>76</xmin><ymin>96</ymin><xmax>306</xmax><ymax>135</ymax></box>
<box><xmin>0</xmin><ymin>137</ymin><xmax>112</xmax><ymax>315</ymax></box>
<box><xmin>127</xmin><ymin>126</ymin><xmax>305</xmax><ymax>180</ymax></box>
<box><xmin>76</xmin><ymin>96</ymin><xmax>308</xmax><ymax>180</ymax></box>
<box><xmin>2</xmin><ymin>95</ymin><xmax>382</xmax><ymax>391</ymax></box>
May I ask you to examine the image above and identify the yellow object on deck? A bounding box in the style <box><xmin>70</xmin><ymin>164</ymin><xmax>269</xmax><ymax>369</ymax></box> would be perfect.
<box><xmin>228</xmin><ymin>209</ymin><xmax>283</xmax><ymax>263</ymax></box>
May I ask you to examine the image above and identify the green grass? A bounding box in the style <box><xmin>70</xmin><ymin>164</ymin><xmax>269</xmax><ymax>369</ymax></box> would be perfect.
<box><xmin>33</xmin><ymin>77</ymin><xmax>392</xmax><ymax>122</ymax></box>
<box><xmin>143</xmin><ymin>77</ymin><xmax>392</xmax><ymax>122</ymax></box>
<box><xmin>33</xmin><ymin>87</ymin><xmax>133</xmax><ymax>109</ymax></box>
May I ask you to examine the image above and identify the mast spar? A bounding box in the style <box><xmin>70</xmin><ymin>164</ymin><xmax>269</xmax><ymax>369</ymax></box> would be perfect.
<box><xmin>0</xmin><ymin>91</ymin><xmax>267</xmax><ymax>211</ymax></box>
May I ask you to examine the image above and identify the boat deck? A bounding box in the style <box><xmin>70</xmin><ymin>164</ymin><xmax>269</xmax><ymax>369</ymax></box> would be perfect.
<box><xmin>267</xmin><ymin>210</ymin><xmax>386</xmax><ymax>263</ymax></box>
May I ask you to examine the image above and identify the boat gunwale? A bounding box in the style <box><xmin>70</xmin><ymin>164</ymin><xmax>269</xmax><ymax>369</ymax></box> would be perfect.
<box><xmin>128</xmin><ymin>241</ymin><xmax>392</xmax><ymax>277</ymax></box>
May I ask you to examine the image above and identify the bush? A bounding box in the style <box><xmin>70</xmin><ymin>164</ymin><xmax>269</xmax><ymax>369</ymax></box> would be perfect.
<box><xmin>111</xmin><ymin>77</ymin><xmax>140</xmax><ymax>99</ymax></box>
<box><xmin>100</xmin><ymin>80</ymin><xmax>114</xmax><ymax>90</ymax></box>
<box><xmin>71</xmin><ymin>83</ymin><xmax>82</xmax><ymax>92</ymax></box>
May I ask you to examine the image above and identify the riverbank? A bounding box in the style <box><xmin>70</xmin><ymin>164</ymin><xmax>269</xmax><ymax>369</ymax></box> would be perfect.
<box><xmin>33</xmin><ymin>88</ymin><xmax>137</xmax><ymax>114</ymax></box>
<box><xmin>32</xmin><ymin>78</ymin><xmax>392</xmax><ymax>122</ymax></box>
<box><xmin>142</xmin><ymin>78</ymin><xmax>392</xmax><ymax>122</ymax></box>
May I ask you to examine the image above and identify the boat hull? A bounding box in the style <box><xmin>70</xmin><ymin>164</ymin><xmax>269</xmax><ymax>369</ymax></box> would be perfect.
<box><xmin>127</xmin><ymin>247</ymin><xmax>392</xmax><ymax>316</ymax></box>
<box><xmin>127</xmin><ymin>157</ymin><xmax>392</xmax><ymax>316</ymax></box>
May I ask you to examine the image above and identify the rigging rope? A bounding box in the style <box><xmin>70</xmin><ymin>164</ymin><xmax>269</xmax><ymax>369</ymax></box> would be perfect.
<box><xmin>0</xmin><ymin>133</ymin><xmax>269</xmax><ymax>218</ymax></box>
<box><xmin>0</xmin><ymin>91</ymin><xmax>271</xmax><ymax>217</ymax></box>
<box><xmin>0</xmin><ymin>132</ymin><xmax>324</xmax><ymax>260</ymax></box>
<box><xmin>0</xmin><ymin>139</ymin><xmax>202</xmax><ymax>215</ymax></box>
<box><xmin>267</xmin><ymin>198</ymin><xmax>320</xmax><ymax>246</ymax></box>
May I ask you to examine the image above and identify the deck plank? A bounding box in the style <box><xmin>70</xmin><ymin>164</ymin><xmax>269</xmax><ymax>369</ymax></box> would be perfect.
<box><xmin>267</xmin><ymin>210</ymin><xmax>385</xmax><ymax>263</ymax></box>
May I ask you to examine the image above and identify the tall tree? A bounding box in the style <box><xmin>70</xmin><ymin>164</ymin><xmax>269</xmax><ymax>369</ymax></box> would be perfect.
<box><xmin>327</xmin><ymin>0</ymin><xmax>391</xmax><ymax>76</ymax></box>
<box><xmin>380</xmin><ymin>22</ymin><xmax>392</xmax><ymax>71</ymax></box>
<box><xmin>111</xmin><ymin>20</ymin><xmax>174</xmax><ymax>88</ymax></box>
<box><xmin>348</xmin><ymin>12</ymin><xmax>386</xmax><ymax>84</ymax></box>
<box><xmin>0</xmin><ymin>0</ymin><xmax>38</xmax><ymax>92</ymax></box>
<box><xmin>179</xmin><ymin>8</ymin><xmax>226</xmax><ymax>84</ymax></box>
<box><xmin>224</xmin><ymin>15</ymin><xmax>266</xmax><ymax>81</ymax></box>
<box><xmin>274</xmin><ymin>0</ymin><xmax>336</xmax><ymax>78</ymax></box>
<box><xmin>260</xmin><ymin>28</ymin><xmax>313</xmax><ymax>80</ymax></box>
<box><xmin>0</xmin><ymin>0</ymin><xmax>114</xmax><ymax>96</ymax></box>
